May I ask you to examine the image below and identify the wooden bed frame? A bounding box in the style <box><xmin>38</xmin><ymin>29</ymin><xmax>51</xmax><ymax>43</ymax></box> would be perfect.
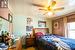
<box><xmin>32</xmin><ymin>28</ymin><xmax>57</xmax><ymax>50</ymax></box>
<box><xmin>33</xmin><ymin>28</ymin><xmax>49</xmax><ymax>36</ymax></box>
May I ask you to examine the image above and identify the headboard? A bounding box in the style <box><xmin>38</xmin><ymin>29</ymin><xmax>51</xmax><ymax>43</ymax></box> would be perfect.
<box><xmin>33</xmin><ymin>28</ymin><xmax>49</xmax><ymax>36</ymax></box>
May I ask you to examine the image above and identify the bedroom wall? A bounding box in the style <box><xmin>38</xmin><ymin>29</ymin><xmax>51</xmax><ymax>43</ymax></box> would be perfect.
<box><xmin>46</xmin><ymin>18</ymin><xmax>52</xmax><ymax>33</ymax></box>
<box><xmin>52</xmin><ymin>14</ymin><xmax>75</xmax><ymax>37</ymax></box>
<box><xmin>13</xmin><ymin>15</ymin><xmax>52</xmax><ymax>37</ymax></box>
<box><xmin>52</xmin><ymin>18</ymin><xmax>64</xmax><ymax>36</ymax></box>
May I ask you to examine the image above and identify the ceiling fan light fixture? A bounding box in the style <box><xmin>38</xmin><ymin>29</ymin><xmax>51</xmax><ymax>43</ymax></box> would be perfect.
<box><xmin>51</xmin><ymin>1</ymin><xmax>56</xmax><ymax>6</ymax></box>
<box><xmin>47</xmin><ymin>12</ymin><xmax>53</xmax><ymax>16</ymax></box>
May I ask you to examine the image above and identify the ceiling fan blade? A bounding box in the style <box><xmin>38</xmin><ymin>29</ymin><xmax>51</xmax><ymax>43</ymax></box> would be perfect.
<box><xmin>54</xmin><ymin>7</ymin><xmax>64</xmax><ymax>11</ymax></box>
<box><xmin>28</xmin><ymin>2</ymin><xmax>44</xmax><ymax>7</ymax></box>
<box><xmin>39</xmin><ymin>8</ymin><xmax>47</xmax><ymax>11</ymax></box>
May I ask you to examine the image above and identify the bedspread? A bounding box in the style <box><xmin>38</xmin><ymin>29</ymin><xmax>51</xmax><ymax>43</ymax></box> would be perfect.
<box><xmin>52</xmin><ymin>38</ymin><xmax>71</xmax><ymax>50</ymax></box>
<box><xmin>38</xmin><ymin>34</ymin><xmax>75</xmax><ymax>50</ymax></box>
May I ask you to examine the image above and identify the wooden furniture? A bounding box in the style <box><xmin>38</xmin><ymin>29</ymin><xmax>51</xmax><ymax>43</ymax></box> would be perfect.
<box><xmin>33</xmin><ymin>28</ymin><xmax>49</xmax><ymax>35</ymax></box>
<box><xmin>32</xmin><ymin>28</ymin><xmax>49</xmax><ymax>50</ymax></box>
<box><xmin>8</xmin><ymin>38</ymin><xmax>22</xmax><ymax>50</ymax></box>
<box><xmin>26</xmin><ymin>37</ymin><xmax>35</xmax><ymax>47</ymax></box>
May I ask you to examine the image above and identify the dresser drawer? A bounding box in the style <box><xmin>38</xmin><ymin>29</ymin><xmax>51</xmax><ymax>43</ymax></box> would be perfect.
<box><xmin>26</xmin><ymin>38</ymin><xmax>33</xmax><ymax>41</ymax></box>
<box><xmin>26</xmin><ymin>41</ymin><xmax>34</xmax><ymax>44</ymax></box>
<box><xmin>26</xmin><ymin>38</ymin><xmax>35</xmax><ymax>47</ymax></box>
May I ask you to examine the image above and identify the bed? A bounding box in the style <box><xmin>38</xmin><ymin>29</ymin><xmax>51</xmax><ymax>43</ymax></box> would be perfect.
<box><xmin>33</xmin><ymin>28</ymin><xmax>75</xmax><ymax>50</ymax></box>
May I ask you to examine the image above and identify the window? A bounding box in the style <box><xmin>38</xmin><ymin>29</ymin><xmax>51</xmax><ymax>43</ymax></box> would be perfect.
<box><xmin>67</xmin><ymin>22</ymin><xmax>75</xmax><ymax>39</ymax></box>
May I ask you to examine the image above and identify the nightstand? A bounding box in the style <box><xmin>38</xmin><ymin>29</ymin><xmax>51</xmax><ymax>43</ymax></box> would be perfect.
<box><xmin>26</xmin><ymin>37</ymin><xmax>35</xmax><ymax>47</ymax></box>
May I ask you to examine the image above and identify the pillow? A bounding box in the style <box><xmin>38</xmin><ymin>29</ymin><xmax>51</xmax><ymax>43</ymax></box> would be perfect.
<box><xmin>35</xmin><ymin>32</ymin><xmax>43</xmax><ymax>38</ymax></box>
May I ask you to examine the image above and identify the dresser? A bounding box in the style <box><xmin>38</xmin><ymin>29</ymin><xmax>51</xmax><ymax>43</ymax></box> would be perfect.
<box><xmin>26</xmin><ymin>37</ymin><xmax>35</xmax><ymax>47</ymax></box>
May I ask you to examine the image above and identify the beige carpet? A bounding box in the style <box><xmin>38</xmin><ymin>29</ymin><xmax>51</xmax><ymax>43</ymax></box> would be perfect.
<box><xmin>23</xmin><ymin>47</ymin><xmax>35</xmax><ymax>50</ymax></box>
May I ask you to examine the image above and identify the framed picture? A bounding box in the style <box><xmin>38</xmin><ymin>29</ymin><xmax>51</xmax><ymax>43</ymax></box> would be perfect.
<box><xmin>38</xmin><ymin>21</ymin><xmax>46</xmax><ymax>27</ymax></box>
<box><xmin>8</xmin><ymin>13</ymin><xmax>13</xmax><ymax>23</ymax></box>
<box><xmin>26</xmin><ymin>26</ymin><xmax>33</xmax><ymax>31</ymax></box>
<box><xmin>26</xmin><ymin>17</ymin><xmax>32</xmax><ymax>25</ymax></box>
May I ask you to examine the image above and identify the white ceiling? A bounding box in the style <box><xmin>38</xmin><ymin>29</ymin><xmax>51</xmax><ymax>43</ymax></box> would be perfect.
<box><xmin>8</xmin><ymin>0</ymin><xmax>75</xmax><ymax>18</ymax></box>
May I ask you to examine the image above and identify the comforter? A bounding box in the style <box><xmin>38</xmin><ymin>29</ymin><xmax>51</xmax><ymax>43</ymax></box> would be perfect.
<box><xmin>39</xmin><ymin>34</ymin><xmax>75</xmax><ymax>50</ymax></box>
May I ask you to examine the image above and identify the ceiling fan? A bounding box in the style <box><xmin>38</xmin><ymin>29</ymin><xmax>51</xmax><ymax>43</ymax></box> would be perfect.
<box><xmin>28</xmin><ymin>0</ymin><xmax>64</xmax><ymax>15</ymax></box>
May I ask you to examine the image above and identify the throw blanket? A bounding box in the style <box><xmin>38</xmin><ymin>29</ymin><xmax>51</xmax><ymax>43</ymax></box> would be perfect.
<box><xmin>52</xmin><ymin>38</ymin><xmax>71</xmax><ymax>50</ymax></box>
